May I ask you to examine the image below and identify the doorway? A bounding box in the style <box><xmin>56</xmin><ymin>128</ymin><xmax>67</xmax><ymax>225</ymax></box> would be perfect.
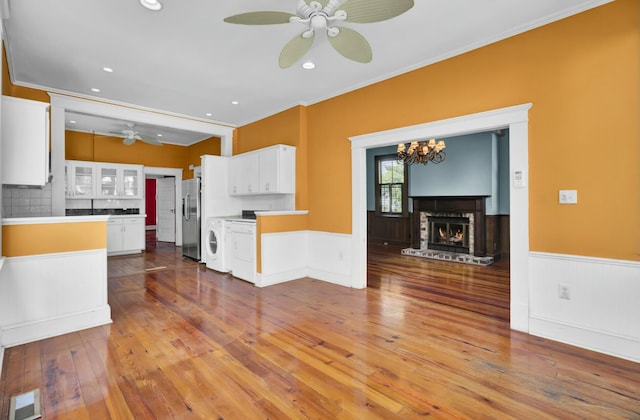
<box><xmin>350</xmin><ymin>104</ymin><xmax>532</xmax><ymax>332</ymax></box>
<box><xmin>144</xmin><ymin>167</ymin><xmax>183</xmax><ymax>246</ymax></box>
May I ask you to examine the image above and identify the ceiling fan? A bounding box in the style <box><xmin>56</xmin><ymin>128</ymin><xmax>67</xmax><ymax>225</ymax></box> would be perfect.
<box><xmin>114</xmin><ymin>123</ymin><xmax>162</xmax><ymax>146</ymax></box>
<box><xmin>224</xmin><ymin>0</ymin><xmax>414</xmax><ymax>68</ymax></box>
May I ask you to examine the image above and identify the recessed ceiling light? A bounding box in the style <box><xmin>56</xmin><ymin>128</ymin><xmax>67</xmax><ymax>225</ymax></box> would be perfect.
<box><xmin>302</xmin><ymin>61</ymin><xmax>316</xmax><ymax>70</ymax></box>
<box><xmin>91</xmin><ymin>88</ymin><xmax>101</xmax><ymax>93</ymax></box>
<box><xmin>231</xmin><ymin>101</ymin><xmax>239</xmax><ymax>105</ymax></box>
<box><xmin>69</xmin><ymin>120</ymin><xmax>77</xmax><ymax>124</ymax></box>
<box><xmin>157</xmin><ymin>134</ymin><xmax>163</xmax><ymax>137</ymax></box>
<box><xmin>102</xmin><ymin>67</ymin><xmax>113</xmax><ymax>73</ymax></box>
<box><xmin>140</xmin><ymin>0</ymin><xmax>162</xmax><ymax>11</ymax></box>
<box><xmin>205</xmin><ymin>113</ymin><xmax>212</xmax><ymax>117</ymax></box>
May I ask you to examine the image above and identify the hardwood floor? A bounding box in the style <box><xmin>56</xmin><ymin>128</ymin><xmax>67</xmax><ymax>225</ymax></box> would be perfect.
<box><xmin>1</xmin><ymin>236</ymin><xmax>638</xmax><ymax>418</ymax></box>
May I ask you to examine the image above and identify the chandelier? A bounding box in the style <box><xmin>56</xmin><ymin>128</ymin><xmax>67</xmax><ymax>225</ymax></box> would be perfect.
<box><xmin>397</xmin><ymin>138</ymin><xmax>446</xmax><ymax>165</ymax></box>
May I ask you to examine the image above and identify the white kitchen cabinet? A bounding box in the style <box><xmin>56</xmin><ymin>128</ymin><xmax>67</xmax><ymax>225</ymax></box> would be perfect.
<box><xmin>97</xmin><ymin>163</ymin><xmax>143</xmax><ymax>199</ymax></box>
<box><xmin>107</xmin><ymin>216</ymin><xmax>145</xmax><ymax>255</ymax></box>
<box><xmin>229</xmin><ymin>144</ymin><xmax>295</xmax><ymax>196</ymax></box>
<box><xmin>1</xmin><ymin>96</ymin><xmax>50</xmax><ymax>186</ymax></box>
<box><xmin>259</xmin><ymin>144</ymin><xmax>295</xmax><ymax>194</ymax></box>
<box><xmin>65</xmin><ymin>160</ymin><xmax>97</xmax><ymax>199</ymax></box>
<box><xmin>229</xmin><ymin>152</ymin><xmax>259</xmax><ymax>195</ymax></box>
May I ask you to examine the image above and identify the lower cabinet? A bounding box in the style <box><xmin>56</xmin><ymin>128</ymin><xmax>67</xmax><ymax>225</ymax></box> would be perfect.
<box><xmin>107</xmin><ymin>216</ymin><xmax>145</xmax><ymax>255</ymax></box>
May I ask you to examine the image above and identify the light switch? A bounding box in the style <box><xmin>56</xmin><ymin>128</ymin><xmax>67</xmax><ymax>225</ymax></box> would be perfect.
<box><xmin>559</xmin><ymin>190</ymin><xmax>578</xmax><ymax>204</ymax></box>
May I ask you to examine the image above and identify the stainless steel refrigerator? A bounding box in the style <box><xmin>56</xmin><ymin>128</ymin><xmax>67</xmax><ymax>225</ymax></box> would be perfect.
<box><xmin>182</xmin><ymin>177</ymin><xmax>201</xmax><ymax>260</ymax></box>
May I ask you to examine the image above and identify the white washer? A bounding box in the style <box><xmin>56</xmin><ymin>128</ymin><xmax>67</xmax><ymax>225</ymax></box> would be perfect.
<box><xmin>205</xmin><ymin>217</ymin><xmax>228</xmax><ymax>272</ymax></box>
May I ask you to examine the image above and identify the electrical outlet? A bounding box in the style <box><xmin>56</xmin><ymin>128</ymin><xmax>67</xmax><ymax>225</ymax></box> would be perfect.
<box><xmin>559</xmin><ymin>190</ymin><xmax>578</xmax><ymax>204</ymax></box>
<box><xmin>559</xmin><ymin>284</ymin><xmax>570</xmax><ymax>300</ymax></box>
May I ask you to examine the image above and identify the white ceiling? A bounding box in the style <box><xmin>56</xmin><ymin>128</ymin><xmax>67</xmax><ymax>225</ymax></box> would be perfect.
<box><xmin>1</xmin><ymin>0</ymin><xmax>612</xmax><ymax>146</ymax></box>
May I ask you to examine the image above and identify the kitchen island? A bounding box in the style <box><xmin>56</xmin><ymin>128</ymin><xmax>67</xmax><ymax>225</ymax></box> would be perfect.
<box><xmin>0</xmin><ymin>215</ymin><xmax>112</xmax><ymax>349</ymax></box>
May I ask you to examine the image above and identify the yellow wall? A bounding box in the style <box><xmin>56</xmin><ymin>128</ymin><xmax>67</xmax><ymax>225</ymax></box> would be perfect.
<box><xmin>236</xmin><ymin>106</ymin><xmax>309</xmax><ymax>210</ymax></box>
<box><xmin>64</xmin><ymin>131</ymin><xmax>220</xmax><ymax>178</ymax></box>
<box><xmin>239</xmin><ymin>1</ymin><xmax>640</xmax><ymax>261</ymax></box>
<box><xmin>2</xmin><ymin>221</ymin><xmax>107</xmax><ymax>257</ymax></box>
<box><xmin>187</xmin><ymin>137</ymin><xmax>222</xmax><ymax>178</ymax></box>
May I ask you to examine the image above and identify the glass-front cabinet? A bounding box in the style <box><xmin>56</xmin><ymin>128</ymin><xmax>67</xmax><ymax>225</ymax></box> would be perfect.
<box><xmin>65</xmin><ymin>160</ymin><xmax>97</xmax><ymax>199</ymax></box>
<box><xmin>122</xmin><ymin>167</ymin><xmax>141</xmax><ymax>197</ymax></box>
<box><xmin>96</xmin><ymin>163</ymin><xmax>143</xmax><ymax>199</ymax></box>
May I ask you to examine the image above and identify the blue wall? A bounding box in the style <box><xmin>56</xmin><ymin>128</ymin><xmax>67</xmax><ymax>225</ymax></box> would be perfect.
<box><xmin>366</xmin><ymin>131</ymin><xmax>510</xmax><ymax>214</ymax></box>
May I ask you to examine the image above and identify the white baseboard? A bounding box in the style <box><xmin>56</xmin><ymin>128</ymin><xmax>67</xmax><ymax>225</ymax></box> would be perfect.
<box><xmin>529</xmin><ymin>252</ymin><xmax>640</xmax><ymax>363</ymax></box>
<box><xmin>306</xmin><ymin>267</ymin><xmax>353</xmax><ymax>288</ymax></box>
<box><xmin>1</xmin><ymin>305</ymin><xmax>112</xmax><ymax>348</ymax></box>
<box><xmin>530</xmin><ymin>316</ymin><xmax>640</xmax><ymax>364</ymax></box>
<box><xmin>255</xmin><ymin>268</ymin><xmax>308</xmax><ymax>288</ymax></box>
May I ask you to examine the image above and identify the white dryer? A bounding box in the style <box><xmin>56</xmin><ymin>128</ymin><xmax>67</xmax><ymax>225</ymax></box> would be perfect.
<box><xmin>205</xmin><ymin>217</ymin><xmax>228</xmax><ymax>272</ymax></box>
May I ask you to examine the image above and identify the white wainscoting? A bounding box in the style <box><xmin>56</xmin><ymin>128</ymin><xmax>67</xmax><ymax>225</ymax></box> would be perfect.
<box><xmin>529</xmin><ymin>252</ymin><xmax>640</xmax><ymax>363</ymax></box>
<box><xmin>0</xmin><ymin>249</ymin><xmax>112</xmax><ymax>348</ymax></box>
<box><xmin>256</xmin><ymin>231</ymin><xmax>308</xmax><ymax>288</ymax></box>
<box><xmin>306</xmin><ymin>231</ymin><xmax>353</xmax><ymax>287</ymax></box>
<box><xmin>256</xmin><ymin>231</ymin><xmax>353</xmax><ymax>288</ymax></box>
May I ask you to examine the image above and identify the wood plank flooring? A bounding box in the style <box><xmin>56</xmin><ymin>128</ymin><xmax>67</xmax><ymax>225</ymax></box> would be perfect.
<box><xmin>1</xmin><ymin>236</ymin><xmax>638</xmax><ymax>418</ymax></box>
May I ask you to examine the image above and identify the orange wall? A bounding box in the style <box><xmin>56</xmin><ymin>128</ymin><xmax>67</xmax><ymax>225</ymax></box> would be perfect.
<box><xmin>2</xmin><ymin>221</ymin><xmax>107</xmax><ymax>256</ymax></box>
<box><xmin>65</xmin><ymin>130</ymin><xmax>220</xmax><ymax>177</ymax></box>
<box><xmin>239</xmin><ymin>1</ymin><xmax>640</xmax><ymax>261</ymax></box>
<box><xmin>236</xmin><ymin>106</ymin><xmax>309</xmax><ymax>210</ymax></box>
<box><xmin>187</xmin><ymin>137</ymin><xmax>222</xmax><ymax>178</ymax></box>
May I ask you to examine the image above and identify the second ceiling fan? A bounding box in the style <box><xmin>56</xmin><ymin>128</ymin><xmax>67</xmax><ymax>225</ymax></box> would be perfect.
<box><xmin>115</xmin><ymin>123</ymin><xmax>162</xmax><ymax>146</ymax></box>
<box><xmin>224</xmin><ymin>0</ymin><xmax>414</xmax><ymax>68</ymax></box>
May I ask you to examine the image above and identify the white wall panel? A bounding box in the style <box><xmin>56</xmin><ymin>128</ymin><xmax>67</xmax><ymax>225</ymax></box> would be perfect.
<box><xmin>0</xmin><ymin>249</ymin><xmax>111</xmax><ymax>347</ymax></box>
<box><xmin>529</xmin><ymin>252</ymin><xmax>640</xmax><ymax>363</ymax></box>
<box><xmin>257</xmin><ymin>231</ymin><xmax>308</xmax><ymax>287</ymax></box>
<box><xmin>307</xmin><ymin>231</ymin><xmax>352</xmax><ymax>287</ymax></box>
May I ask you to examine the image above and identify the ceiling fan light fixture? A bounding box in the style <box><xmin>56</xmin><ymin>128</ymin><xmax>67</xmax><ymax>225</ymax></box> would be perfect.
<box><xmin>140</xmin><ymin>0</ymin><xmax>162</xmax><ymax>11</ymax></box>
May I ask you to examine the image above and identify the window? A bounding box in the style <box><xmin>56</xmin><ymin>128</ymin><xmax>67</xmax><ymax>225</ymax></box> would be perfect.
<box><xmin>375</xmin><ymin>154</ymin><xmax>408</xmax><ymax>217</ymax></box>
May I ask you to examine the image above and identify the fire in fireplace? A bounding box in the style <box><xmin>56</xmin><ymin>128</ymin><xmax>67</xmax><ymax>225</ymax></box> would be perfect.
<box><xmin>428</xmin><ymin>216</ymin><xmax>470</xmax><ymax>254</ymax></box>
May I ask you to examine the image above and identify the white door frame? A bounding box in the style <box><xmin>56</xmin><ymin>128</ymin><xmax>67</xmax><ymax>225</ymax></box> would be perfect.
<box><xmin>155</xmin><ymin>176</ymin><xmax>177</xmax><ymax>242</ymax></box>
<box><xmin>349</xmin><ymin>103</ymin><xmax>532</xmax><ymax>333</ymax></box>
<box><xmin>144</xmin><ymin>167</ymin><xmax>183</xmax><ymax>245</ymax></box>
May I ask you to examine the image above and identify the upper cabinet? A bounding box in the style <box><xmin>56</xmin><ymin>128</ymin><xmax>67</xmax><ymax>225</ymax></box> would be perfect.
<box><xmin>229</xmin><ymin>152</ymin><xmax>259</xmax><ymax>195</ymax></box>
<box><xmin>65</xmin><ymin>160</ymin><xmax>143</xmax><ymax>199</ymax></box>
<box><xmin>229</xmin><ymin>144</ymin><xmax>296</xmax><ymax>196</ymax></box>
<box><xmin>65</xmin><ymin>160</ymin><xmax>97</xmax><ymax>199</ymax></box>
<box><xmin>259</xmin><ymin>145</ymin><xmax>295</xmax><ymax>194</ymax></box>
<box><xmin>1</xmin><ymin>96</ymin><xmax>50</xmax><ymax>187</ymax></box>
<box><xmin>97</xmin><ymin>163</ymin><xmax>144</xmax><ymax>199</ymax></box>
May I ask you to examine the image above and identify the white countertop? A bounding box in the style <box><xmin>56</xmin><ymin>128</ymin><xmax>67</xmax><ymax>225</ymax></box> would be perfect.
<box><xmin>254</xmin><ymin>210</ymin><xmax>309</xmax><ymax>216</ymax></box>
<box><xmin>2</xmin><ymin>215</ymin><xmax>111</xmax><ymax>225</ymax></box>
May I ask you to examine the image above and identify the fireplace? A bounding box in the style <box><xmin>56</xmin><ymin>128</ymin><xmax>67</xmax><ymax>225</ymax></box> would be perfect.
<box><xmin>428</xmin><ymin>216</ymin><xmax>470</xmax><ymax>254</ymax></box>
<box><xmin>411</xmin><ymin>196</ymin><xmax>488</xmax><ymax>256</ymax></box>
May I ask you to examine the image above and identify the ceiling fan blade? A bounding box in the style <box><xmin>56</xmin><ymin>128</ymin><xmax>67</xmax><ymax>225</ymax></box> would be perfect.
<box><xmin>139</xmin><ymin>136</ymin><xmax>163</xmax><ymax>146</ymax></box>
<box><xmin>339</xmin><ymin>0</ymin><xmax>414</xmax><ymax>23</ymax></box>
<box><xmin>279</xmin><ymin>32</ymin><xmax>315</xmax><ymax>69</ymax></box>
<box><xmin>224</xmin><ymin>11</ymin><xmax>297</xmax><ymax>25</ymax></box>
<box><xmin>328</xmin><ymin>27</ymin><xmax>372</xmax><ymax>63</ymax></box>
<box><xmin>123</xmin><ymin>137</ymin><xmax>136</xmax><ymax>146</ymax></box>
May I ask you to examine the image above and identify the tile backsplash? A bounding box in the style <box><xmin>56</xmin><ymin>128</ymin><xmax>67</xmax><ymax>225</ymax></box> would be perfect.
<box><xmin>2</xmin><ymin>184</ymin><xmax>53</xmax><ymax>218</ymax></box>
